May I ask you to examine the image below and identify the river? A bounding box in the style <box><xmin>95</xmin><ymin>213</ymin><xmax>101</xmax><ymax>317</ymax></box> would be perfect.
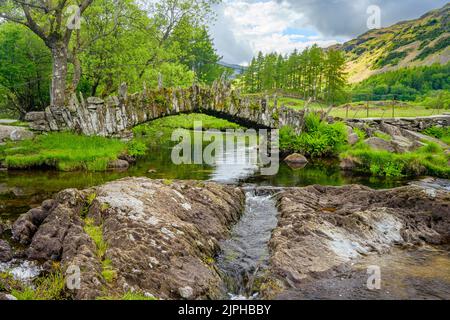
<box><xmin>1</xmin><ymin>132</ymin><xmax>449</xmax><ymax>300</ymax></box>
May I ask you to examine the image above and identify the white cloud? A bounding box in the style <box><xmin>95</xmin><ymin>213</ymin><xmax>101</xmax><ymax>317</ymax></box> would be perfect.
<box><xmin>210</xmin><ymin>0</ymin><xmax>448</xmax><ymax>65</ymax></box>
<box><xmin>211</xmin><ymin>0</ymin><xmax>339</xmax><ymax>64</ymax></box>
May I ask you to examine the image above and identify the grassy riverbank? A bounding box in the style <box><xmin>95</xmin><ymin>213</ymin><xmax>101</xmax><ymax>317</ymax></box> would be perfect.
<box><xmin>278</xmin><ymin>113</ymin><xmax>450</xmax><ymax>179</ymax></box>
<box><xmin>0</xmin><ymin>132</ymin><xmax>131</xmax><ymax>171</ymax></box>
<box><xmin>0</xmin><ymin>114</ymin><xmax>243</xmax><ymax>172</ymax></box>
<box><xmin>341</xmin><ymin>142</ymin><xmax>450</xmax><ymax>178</ymax></box>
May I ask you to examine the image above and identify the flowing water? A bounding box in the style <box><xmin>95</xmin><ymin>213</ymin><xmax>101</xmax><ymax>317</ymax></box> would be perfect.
<box><xmin>216</xmin><ymin>189</ymin><xmax>278</xmax><ymax>299</ymax></box>
<box><xmin>1</xmin><ymin>131</ymin><xmax>449</xmax><ymax>299</ymax></box>
<box><xmin>0</xmin><ymin>135</ymin><xmax>411</xmax><ymax>224</ymax></box>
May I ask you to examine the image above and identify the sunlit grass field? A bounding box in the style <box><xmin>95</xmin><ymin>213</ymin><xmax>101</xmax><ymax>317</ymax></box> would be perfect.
<box><xmin>261</xmin><ymin>95</ymin><xmax>446</xmax><ymax>119</ymax></box>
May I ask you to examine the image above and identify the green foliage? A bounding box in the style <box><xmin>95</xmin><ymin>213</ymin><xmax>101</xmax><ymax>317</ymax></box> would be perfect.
<box><xmin>241</xmin><ymin>46</ymin><xmax>347</xmax><ymax>104</ymax></box>
<box><xmin>279</xmin><ymin>113</ymin><xmax>348</xmax><ymax>158</ymax></box>
<box><xmin>127</xmin><ymin>140</ymin><xmax>147</xmax><ymax>157</ymax></box>
<box><xmin>422</xmin><ymin>126</ymin><xmax>450</xmax><ymax>144</ymax></box>
<box><xmin>12</xmin><ymin>272</ymin><xmax>67</xmax><ymax>300</ymax></box>
<box><xmin>420</xmin><ymin>90</ymin><xmax>450</xmax><ymax>110</ymax></box>
<box><xmin>133</xmin><ymin>113</ymin><xmax>243</xmax><ymax>146</ymax></box>
<box><xmin>0</xmin><ymin>0</ymin><xmax>223</xmax><ymax>111</ymax></box>
<box><xmin>374</xmin><ymin>131</ymin><xmax>392</xmax><ymax>141</ymax></box>
<box><xmin>1</xmin><ymin>132</ymin><xmax>127</xmax><ymax>171</ymax></box>
<box><xmin>353</xmin><ymin>128</ymin><xmax>367</xmax><ymax>140</ymax></box>
<box><xmin>0</xmin><ymin>23</ymin><xmax>51</xmax><ymax>118</ymax></box>
<box><xmin>352</xmin><ymin>63</ymin><xmax>450</xmax><ymax>102</ymax></box>
<box><xmin>97</xmin><ymin>291</ymin><xmax>156</xmax><ymax>300</ymax></box>
<box><xmin>341</xmin><ymin>142</ymin><xmax>450</xmax><ymax>178</ymax></box>
<box><xmin>416</xmin><ymin>36</ymin><xmax>450</xmax><ymax>61</ymax></box>
<box><xmin>84</xmin><ymin>218</ymin><xmax>107</xmax><ymax>259</ymax></box>
<box><xmin>102</xmin><ymin>259</ymin><xmax>117</xmax><ymax>283</ymax></box>
<box><xmin>376</xmin><ymin>50</ymin><xmax>408</xmax><ymax>68</ymax></box>
<box><xmin>84</xmin><ymin>217</ymin><xmax>117</xmax><ymax>284</ymax></box>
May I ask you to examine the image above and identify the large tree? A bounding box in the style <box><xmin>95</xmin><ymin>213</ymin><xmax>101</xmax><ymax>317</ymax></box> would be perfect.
<box><xmin>0</xmin><ymin>0</ymin><xmax>94</xmax><ymax>107</ymax></box>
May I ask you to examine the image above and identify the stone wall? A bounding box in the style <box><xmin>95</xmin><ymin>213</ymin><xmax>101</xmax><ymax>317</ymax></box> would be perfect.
<box><xmin>25</xmin><ymin>81</ymin><xmax>306</xmax><ymax>136</ymax></box>
<box><xmin>344</xmin><ymin>115</ymin><xmax>450</xmax><ymax>132</ymax></box>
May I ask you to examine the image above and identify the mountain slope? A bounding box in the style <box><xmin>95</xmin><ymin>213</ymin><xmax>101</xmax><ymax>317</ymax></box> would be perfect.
<box><xmin>334</xmin><ymin>3</ymin><xmax>450</xmax><ymax>83</ymax></box>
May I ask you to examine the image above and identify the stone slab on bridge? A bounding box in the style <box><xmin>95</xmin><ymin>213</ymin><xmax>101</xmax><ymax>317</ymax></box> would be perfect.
<box><xmin>25</xmin><ymin>81</ymin><xmax>305</xmax><ymax>136</ymax></box>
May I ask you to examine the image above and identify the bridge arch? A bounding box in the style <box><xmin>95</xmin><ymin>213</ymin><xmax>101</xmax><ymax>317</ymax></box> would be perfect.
<box><xmin>25</xmin><ymin>81</ymin><xmax>307</xmax><ymax>136</ymax></box>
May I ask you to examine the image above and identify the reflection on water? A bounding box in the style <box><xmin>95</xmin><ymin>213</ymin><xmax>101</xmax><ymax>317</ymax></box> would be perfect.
<box><xmin>0</xmin><ymin>131</ymin><xmax>429</xmax><ymax>222</ymax></box>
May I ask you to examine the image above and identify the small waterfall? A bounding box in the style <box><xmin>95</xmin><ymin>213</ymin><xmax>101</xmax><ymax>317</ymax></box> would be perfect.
<box><xmin>216</xmin><ymin>189</ymin><xmax>278</xmax><ymax>299</ymax></box>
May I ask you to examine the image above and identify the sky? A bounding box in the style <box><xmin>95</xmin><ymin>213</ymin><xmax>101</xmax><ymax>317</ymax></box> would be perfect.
<box><xmin>209</xmin><ymin>0</ymin><xmax>449</xmax><ymax>65</ymax></box>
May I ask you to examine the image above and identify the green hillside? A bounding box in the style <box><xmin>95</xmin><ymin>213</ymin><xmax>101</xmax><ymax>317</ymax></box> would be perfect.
<box><xmin>334</xmin><ymin>3</ymin><xmax>449</xmax><ymax>83</ymax></box>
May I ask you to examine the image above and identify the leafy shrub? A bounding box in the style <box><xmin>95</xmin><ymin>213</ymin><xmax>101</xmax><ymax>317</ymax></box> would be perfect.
<box><xmin>127</xmin><ymin>140</ymin><xmax>147</xmax><ymax>157</ymax></box>
<box><xmin>280</xmin><ymin>113</ymin><xmax>348</xmax><ymax>158</ymax></box>
<box><xmin>353</xmin><ymin>127</ymin><xmax>367</xmax><ymax>140</ymax></box>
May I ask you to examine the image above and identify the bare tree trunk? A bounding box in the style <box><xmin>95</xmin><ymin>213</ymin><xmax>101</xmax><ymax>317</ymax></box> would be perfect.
<box><xmin>50</xmin><ymin>43</ymin><xmax>68</xmax><ymax>107</ymax></box>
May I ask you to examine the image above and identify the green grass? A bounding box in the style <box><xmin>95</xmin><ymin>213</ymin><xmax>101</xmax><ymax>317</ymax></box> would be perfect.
<box><xmin>263</xmin><ymin>94</ymin><xmax>445</xmax><ymax>118</ymax></box>
<box><xmin>138</xmin><ymin>113</ymin><xmax>242</xmax><ymax>131</ymax></box>
<box><xmin>0</xmin><ymin>132</ymin><xmax>128</xmax><ymax>171</ymax></box>
<box><xmin>11</xmin><ymin>272</ymin><xmax>67</xmax><ymax>300</ymax></box>
<box><xmin>374</xmin><ymin>131</ymin><xmax>392</xmax><ymax>141</ymax></box>
<box><xmin>83</xmin><ymin>216</ymin><xmax>118</xmax><ymax>285</ymax></box>
<box><xmin>84</xmin><ymin>218</ymin><xmax>107</xmax><ymax>259</ymax></box>
<box><xmin>341</xmin><ymin>141</ymin><xmax>450</xmax><ymax>178</ymax></box>
<box><xmin>133</xmin><ymin>113</ymin><xmax>243</xmax><ymax>146</ymax></box>
<box><xmin>101</xmin><ymin>259</ymin><xmax>117</xmax><ymax>283</ymax></box>
<box><xmin>97</xmin><ymin>291</ymin><xmax>156</xmax><ymax>300</ymax></box>
<box><xmin>422</xmin><ymin>126</ymin><xmax>450</xmax><ymax>145</ymax></box>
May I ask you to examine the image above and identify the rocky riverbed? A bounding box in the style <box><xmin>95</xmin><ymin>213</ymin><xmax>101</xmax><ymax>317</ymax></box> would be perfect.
<box><xmin>259</xmin><ymin>184</ymin><xmax>450</xmax><ymax>299</ymax></box>
<box><xmin>2</xmin><ymin>178</ymin><xmax>245</xmax><ymax>300</ymax></box>
<box><xmin>1</xmin><ymin>177</ymin><xmax>449</xmax><ymax>300</ymax></box>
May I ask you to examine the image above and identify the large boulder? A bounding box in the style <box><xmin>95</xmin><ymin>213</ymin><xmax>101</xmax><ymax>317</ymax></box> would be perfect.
<box><xmin>107</xmin><ymin>159</ymin><xmax>129</xmax><ymax>170</ymax></box>
<box><xmin>0</xmin><ymin>239</ymin><xmax>13</xmax><ymax>262</ymax></box>
<box><xmin>0</xmin><ymin>125</ymin><xmax>35</xmax><ymax>142</ymax></box>
<box><xmin>364</xmin><ymin>137</ymin><xmax>395</xmax><ymax>152</ymax></box>
<box><xmin>284</xmin><ymin>153</ymin><xmax>308</xmax><ymax>170</ymax></box>
<box><xmin>10</xmin><ymin>128</ymin><xmax>34</xmax><ymax>141</ymax></box>
<box><xmin>339</xmin><ymin>156</ymin><xmax>361</xmax><ymax>171</ymax></box>
<box><xmin>391</xmin><ymin>135</ymin><xmax>415</xmax><ymax>153</ymax></box>
<box><xmin>284</xmin><ymin>153</ymin><xmax>308</xmax><ymax>165</ymax></box>
<box><xmin>12</xmin><ymin>214</ymin><xmax>38</xmax><ymax>245</ymax></box>
<box><xmin>261</xmin><ymin>184</ymin><xmax>450</xmax><ymax>299</ymax></box>
<box><xmin>380</xmin><ymin>122</ymin><xmax>402</xmax><ymax>136</ymax></box>
<box><xmin>347</xmin><ymin>133</ymin><xmax>359</xmax><ymax>145</ymax></box>
<box><xmin>11</xmin><ymin>199</ymin><xmax>56</xmax><ymax>245</ymax></box>
<box><xmin>14</xmin><ymin>178</ymin><xmax>245</xmax><ymax>300</ymax></box>
<box><xmin>0</xmin><ymin>125</ymin><xmax>15</xmax><ymax>142</ymax></box>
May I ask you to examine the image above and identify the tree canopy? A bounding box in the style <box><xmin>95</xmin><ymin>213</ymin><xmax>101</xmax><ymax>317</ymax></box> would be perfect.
<box><xmin>241</xmin><ymin>46</ymin><xmax>348</xmax><ymax>104</ymax></box>
<box><xmin>0</xmin><ymin>0</ymin><xmax>226</xmax><ymax>115</ymax></box>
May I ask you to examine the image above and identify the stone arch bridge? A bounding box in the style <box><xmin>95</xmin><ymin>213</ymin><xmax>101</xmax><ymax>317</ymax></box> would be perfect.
<box><xmin>25</xmin><ymin>81</ymin><xmax>306</xmax><ymax>136</ymax></box>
